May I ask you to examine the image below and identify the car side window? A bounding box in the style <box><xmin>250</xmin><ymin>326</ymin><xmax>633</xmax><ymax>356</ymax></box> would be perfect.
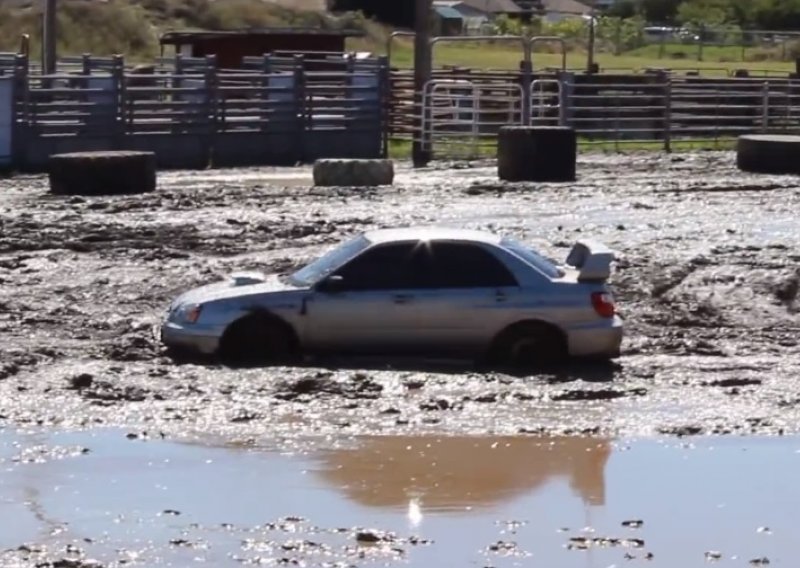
<box><xmin>429</xmin><ymin>242</ymin><xmax>518</xmax><ymax>288</ymax></box>
<box><xmin>333</xmin><ymin>242</ymin><xmax>431</xmax><ymax>291</ymax></box>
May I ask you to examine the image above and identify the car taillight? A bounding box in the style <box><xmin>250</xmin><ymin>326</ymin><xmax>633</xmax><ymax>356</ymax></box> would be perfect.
<box><xmin>591</xmin><ymin>292</ymin><xmax>615</xmax><ymax>318</ymax></box>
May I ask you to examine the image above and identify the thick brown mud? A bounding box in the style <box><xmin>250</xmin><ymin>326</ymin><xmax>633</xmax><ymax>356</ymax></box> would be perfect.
<box><xmin>0</xmin><ymin>152</ymin><xmax>799</xmax><ymax>444</ymax></box>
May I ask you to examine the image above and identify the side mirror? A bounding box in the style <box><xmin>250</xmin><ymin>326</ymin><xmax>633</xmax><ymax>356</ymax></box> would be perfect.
<box><xmin>317</xmin><ymin>274</ymin><xmax>344</xmax><ymax>293</ymax></box>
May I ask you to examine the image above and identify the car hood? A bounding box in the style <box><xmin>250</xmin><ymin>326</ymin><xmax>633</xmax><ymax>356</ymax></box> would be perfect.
<box><xmin>170</xmin><ymin>272</ymin><xmax>306</xmax><ymax>308</ymax></box>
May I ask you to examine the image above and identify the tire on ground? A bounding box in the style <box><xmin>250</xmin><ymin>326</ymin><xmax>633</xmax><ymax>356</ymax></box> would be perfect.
<box><xmin>497</xmin><ymin>126</ymin><xmax>577</xmax><ymax>182</ymax></box>
<box><xmin>313</xmin><ymin>159</ymin><xmax>395</xmax><ymax>187</ymax></box>
<box><xmin>218</xmin><ymin>313</ymin><xmax>297</xmax><ymax>366</ymax></box>
<box><xmin>486</xmin><ymin>321</ymin><xmax>567</xmax><ymax>370</ymax></box>
<box><xmin>737</xmin><ymin>134</ymin><xmax>800</xmax><ymax>175</ymax></box>
<box><xmin>49</xmin><ymin>151</ymin><xmax>157</xmax><ymax>196</ymax></box>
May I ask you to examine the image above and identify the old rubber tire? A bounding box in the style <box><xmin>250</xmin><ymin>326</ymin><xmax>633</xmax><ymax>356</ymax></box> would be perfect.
<box><xmin>737</xmin><ymin>135</ymin><xmax>800</xmax><ymax>175</ymax></box>
<box><xmin>218</xmin><ymin>314</ymin><xmax>297</xmax><ymax>367</ymax></box>
<box><xmin>313</xmin><ymin>159</ymin><xmax>394</xmax><ymax>187</ymax></box>
<box><xmin>487</xmin><ymin>322</ymin><xmax>567</xmax><ymax>370</ymax></box>
<box><xmin>497</xmin><ymin>126</ymin><xmax>577</xmax><ymax>182</ymax></box>
<box><xmin>49</xmin><ymin>151</ymin><xmax>157</xmax><ymax>196</ymax></box>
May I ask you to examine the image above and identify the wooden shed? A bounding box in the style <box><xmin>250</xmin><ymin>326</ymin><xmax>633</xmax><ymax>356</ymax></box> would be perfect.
<box><xmin>159</xmin><ymin>28</ymin><xmax>364</xmax><ymax>68</ymax></box>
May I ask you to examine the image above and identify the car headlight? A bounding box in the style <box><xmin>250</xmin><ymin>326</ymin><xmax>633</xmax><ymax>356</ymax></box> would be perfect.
<box><xmin>170</xmin><ymin>303</ymin><xmax>203</xmax><ymax>324</ymax></box>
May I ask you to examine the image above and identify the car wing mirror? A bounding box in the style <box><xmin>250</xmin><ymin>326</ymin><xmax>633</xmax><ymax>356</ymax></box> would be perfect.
<box><xmin>318</xmin><ymin>274</ymin><xmax>344</xmax><ymax>293</ymax></box>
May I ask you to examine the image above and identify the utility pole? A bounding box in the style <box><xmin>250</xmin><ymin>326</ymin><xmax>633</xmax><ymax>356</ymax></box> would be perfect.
<box><xmin>412</xmin><ymin>0</ymin><xmax>432</xmax><ymax>168</ymax></box>
<box><xmin>43</xmin><ymin>0</ymin><xmax>57</xmax><ymax>75</ymax></box>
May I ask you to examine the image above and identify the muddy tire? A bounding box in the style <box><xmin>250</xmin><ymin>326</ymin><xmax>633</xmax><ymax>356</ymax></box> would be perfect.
<box><xmin>486</xmin><ymin>321</ymin><xmax>567</xmax><ymax>370</ymax></box>
<box><xmin>737</xmin><ymin>135</ymin><xmax>800</xmax><ymax>175</ymax></box>
<box><xmin>313</xmin><ymin>159</ymin><xmax>394</xmax><ymax>187</ymax></box>
<box><xmin>497</xmin><ymin>126</ymin><xmax>577</xmax><ymax>182</ymax></box>
<box><xmin>218</xmin><ymin>314</ymin><xmax>298</xmax><ymax>367</ymax></box>
<box><xmin>49</xmin><ymin>151</ymin><xmax>157</xmax><ymax>196</ymax></box>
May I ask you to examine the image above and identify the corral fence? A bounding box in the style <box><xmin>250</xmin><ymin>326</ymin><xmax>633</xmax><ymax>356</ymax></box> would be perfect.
<box><xmin>1</xmin><ymin>52</ymin><xmax>390</xmax><ymax>171</ymax></box>
<box><xmin>386</xmin><ymin>33</ymin><xmax>800</xmax><ymax>159</ymax></box>
<box><xmin>390</xmin><ymin>68</ymin><xmax>800</xmax><ymax>159</ymax></box>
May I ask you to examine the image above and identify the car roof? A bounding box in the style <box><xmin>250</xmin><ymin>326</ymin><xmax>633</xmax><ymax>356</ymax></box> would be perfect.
<box><xmin>362</xmin><ymin>227</ymin><xmax>503</xmax><ymax>246</ymax></box>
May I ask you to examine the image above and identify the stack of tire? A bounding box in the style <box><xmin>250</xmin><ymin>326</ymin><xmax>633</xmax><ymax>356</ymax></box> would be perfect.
<box><xmin>49</xmin><ymin>151</ymin><xmax>157</xmax><ymax>195</ymax></box>
<box><xmin>736</xmin><ymin>135</ymin><xmax>800</xmax><ymax>175</ymax></box>
<box><xmin>313</xmin><ymin>159</ymin><xmax>394</xmax><ymax>187</ymax></box>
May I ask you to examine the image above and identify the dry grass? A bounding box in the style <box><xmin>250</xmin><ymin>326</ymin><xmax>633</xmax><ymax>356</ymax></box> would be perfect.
<box><xmin>0</xmin><ymin>0</ymin><xmax>356</xmax><ymax>61</ymax></box>
<box><xmin>262</xmin><ymin>0</ymin><xmax>327</xmax><ymax>10</ymax></box>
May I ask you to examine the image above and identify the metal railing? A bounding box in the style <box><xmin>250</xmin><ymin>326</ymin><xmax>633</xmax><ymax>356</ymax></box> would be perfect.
<box><xmin>421</xmin><ymin>79</ymin><xmax>523</xmax><ymax>159</ymax></box>
<box><xmin>410</xmin><ymin>74</ymin><xmax>800</xmax><ymax>158</ymax></box>
<box><xmin>5</xmin><ymin>53</ymin><xmax>391</xmax><ymax>170</ymax></box>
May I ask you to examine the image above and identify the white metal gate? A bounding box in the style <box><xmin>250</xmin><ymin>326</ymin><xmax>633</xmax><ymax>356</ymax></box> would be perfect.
<box><xmin>421</xmin><ymin>79</ymin><xmax>524</xmax><ymax>159</ymax></box>
<box><xmin>0</xmin><ymin>77</ymin><xmax>11</xmax><ymax>168</ymax></box>
<box><xmin>530</xmin><ymin>79</ymin><xmax>563</xmax><ymax>126</ymax></box>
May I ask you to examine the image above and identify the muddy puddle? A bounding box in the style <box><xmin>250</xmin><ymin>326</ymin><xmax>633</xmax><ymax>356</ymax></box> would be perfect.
<box><xmin>1</xmin><ymin>427</ymin><xmax>798</xmax><ymax>567</ymax></box>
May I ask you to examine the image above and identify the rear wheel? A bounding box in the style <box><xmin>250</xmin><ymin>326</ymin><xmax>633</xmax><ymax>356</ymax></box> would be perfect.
<box><xmin>218</xmin><ymin>314</ymin><xmax>297</xmax><ymax>367</ymax></box>
<box><xmin>486</xmin><ymin>321</ymin><xmax>567</xmax><ymax>370</ymax></box>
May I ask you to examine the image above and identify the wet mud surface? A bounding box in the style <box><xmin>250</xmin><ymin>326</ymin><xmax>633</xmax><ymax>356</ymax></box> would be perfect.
<box><xmin>0</xmin><ymin>152</ymin><xmax>799</xmax><ymax>445</ymax></box>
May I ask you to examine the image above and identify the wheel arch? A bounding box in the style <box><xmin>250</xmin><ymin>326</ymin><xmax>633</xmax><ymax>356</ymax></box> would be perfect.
<box><xmin>487</xmin><ymin>318</ymin><xmax>568</xmax><ymax>358</ymax></box>
<box><xmin>217</xmin><ymin>308</ymin><xmax>300</xmax><ymax>355</ymax></box>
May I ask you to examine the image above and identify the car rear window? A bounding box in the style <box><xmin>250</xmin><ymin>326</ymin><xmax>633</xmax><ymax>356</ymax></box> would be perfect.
<box><xmin>501</xmin><ymin>238</ymin><xmax>564</xmax><ymax>279</ymax></box>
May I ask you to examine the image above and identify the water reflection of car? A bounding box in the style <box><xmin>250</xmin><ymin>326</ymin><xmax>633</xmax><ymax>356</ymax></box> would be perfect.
<box><xmin>314</xmin><ymin>436</ymin><xmax>611</xmax><ymax>510</ymax></box>
<box><xmin>160</xmin><ymin>227</ymin><xmax>623</xmax><ymax>367</ymax></box>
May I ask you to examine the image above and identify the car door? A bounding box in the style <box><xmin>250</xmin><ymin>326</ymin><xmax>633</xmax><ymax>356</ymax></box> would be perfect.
<box><xmin>303</xmin><ymin>241</ymin><xmax>434</xmax><ymax>355</ymax></box>
<box><xmin>406</xmin><ymin>241</ymin><xmax>521</xmax><ymax>356</ymax></box>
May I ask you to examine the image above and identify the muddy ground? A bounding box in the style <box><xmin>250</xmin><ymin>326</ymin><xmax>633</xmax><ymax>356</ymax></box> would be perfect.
<box><xmin>0</xmin><ymin>151</ymin><xmax>799</xmax><ymax>447</ymax></box>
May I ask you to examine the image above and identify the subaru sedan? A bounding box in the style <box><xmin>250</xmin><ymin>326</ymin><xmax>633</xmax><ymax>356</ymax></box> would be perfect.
<box><xmin>160</xmin><ymin>227</ymin><xmax>623</xmax><ymax>367</ymax></box>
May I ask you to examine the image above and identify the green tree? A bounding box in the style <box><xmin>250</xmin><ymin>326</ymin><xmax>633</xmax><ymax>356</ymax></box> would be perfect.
<box><xmin>677</xmin><ymin>0</ymin><xmax>734</xmax><ymax>27</ymax></box>
<box><xmin>751</xmin><ymin>0</ymin><xmax>800</xmax><ymax>30</ymax></box>
<box><xmin>607</xmin><ymin>0</ymin><xmax>636</xmax><ymax>19</ymax></box>
<box><xmin>637</xmin><ymin>0</ymin><xmax>683</xmax><ymax>24</ymax></box>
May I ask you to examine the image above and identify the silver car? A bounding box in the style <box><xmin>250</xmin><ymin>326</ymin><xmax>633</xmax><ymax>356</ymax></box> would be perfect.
<box><xmin>160</xmin><ymin>227</ymin><xmax>623</xmax><ymax>367</ymax></box>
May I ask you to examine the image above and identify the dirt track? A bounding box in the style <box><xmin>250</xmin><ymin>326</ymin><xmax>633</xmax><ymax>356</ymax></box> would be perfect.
<box><xmin>0</xmin><ymin>151</ymin><xmax>799</xmax><ymax>446</ymax></box>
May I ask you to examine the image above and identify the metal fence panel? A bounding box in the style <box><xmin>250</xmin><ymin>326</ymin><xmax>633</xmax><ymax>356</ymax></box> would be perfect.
<box><xmin>0</xmin><ymin>77</ymin><xmax>11</xmax><ymax>167</ymax></box>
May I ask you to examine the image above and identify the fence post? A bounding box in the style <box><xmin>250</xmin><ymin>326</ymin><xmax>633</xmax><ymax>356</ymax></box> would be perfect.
<box><xmin>112</xmin><ymin>54</ymin><xmax>126</xmax><ymax>146</ymax></box>
<box><xmin>204</xmin><ymin>54</ymin><xmax>218</xmax><ymax>168</ymax></box>
<box><xmin>377</xmin><ymin>55</ymin><xmax>391</xmax><ymax>159</ymax></box>
<box><xmin>521</xmin><ymin>57</ymin><xmax>532</xmax><ymax>127</ymax></box>
<box><xmin>557</xmin><ymin>71</ymin><xmax>573</xmax><ymax>128</ymax></box>
<box><xmin>697</xmin><ymin>26</ymin><xmax>705</xmax><ymax>62</ymax></box>
<box><xmin>260</xmin><ymin>54</ymin><xmax>272</xmax><ymax>132</ymax></box>
<box><xmin>664</xmin><ymin>78</ymin><xmax>672</xmax><ymax>153</ymax></box>
<box><xmin>761</xmin><ymin>81</ymin><xmax>770</xmax><ymax>133</ymax></box>
<box><xmin>1</xmin><ymin>74</ymin><xmax>14</xmax><ymax>171</ymax></box>
<box><xmin>14</xmin><ymin>53</ymin><xmax>30</xmax><ymax>139</ymax></box>
<box><xmin>293</xmin><ymin>54</ymin><xmax>306</xmax><ymax>163</ymax></box>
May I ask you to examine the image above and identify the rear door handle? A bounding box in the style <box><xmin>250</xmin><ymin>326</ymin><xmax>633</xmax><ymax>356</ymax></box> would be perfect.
<box><xmin>394</xmin><ymin>294</ymin><xmax>413</xmax><ymax>304</ymax></box>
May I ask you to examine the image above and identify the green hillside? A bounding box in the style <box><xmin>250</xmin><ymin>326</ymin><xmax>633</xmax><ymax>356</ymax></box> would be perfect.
<box><xmin>0</xmin><ymin>0</ymin><xmax>373</xmax><ymax>61</ymax></box>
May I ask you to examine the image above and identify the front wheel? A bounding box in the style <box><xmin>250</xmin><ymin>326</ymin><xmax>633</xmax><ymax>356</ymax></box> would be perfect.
<box><xmin>218</xmin><ymin>314</ymin><xmax>297</xmax><ymax>367</ymax></box>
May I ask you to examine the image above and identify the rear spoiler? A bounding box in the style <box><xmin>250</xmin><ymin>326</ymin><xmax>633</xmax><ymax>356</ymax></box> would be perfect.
<box><xmin>565</xmin><ymin>240</ymin><xmax>616</xmax><ymax>282</ymax></box>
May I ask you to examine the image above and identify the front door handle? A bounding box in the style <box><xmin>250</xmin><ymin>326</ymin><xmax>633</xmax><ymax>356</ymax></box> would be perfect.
<box><xmin>496</xmin><ymin>290</ymin><xmax>507</xmax><ymax>302</ymax></box>
<box><xmin>394</xmin><ymin>294</ymin><xmax>413</xmax><ymax>304</ymax></box>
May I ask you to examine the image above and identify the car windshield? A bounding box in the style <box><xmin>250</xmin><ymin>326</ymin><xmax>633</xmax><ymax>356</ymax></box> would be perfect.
<box><xmin>501</xmin><ymin>237</ymin><xmax>564</xmax><ymax>278</ymax></box>
<box><xmin>288</xmin><ymin>235</ymin><xmax>371</xmax><ymax>286</ymax></box>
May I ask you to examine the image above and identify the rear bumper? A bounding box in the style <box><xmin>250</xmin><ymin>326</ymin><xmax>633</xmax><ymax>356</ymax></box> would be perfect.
<box><xmin>159</xmin><ymin>321</ymin><xmax>220</xmax><ymax>355</ymax></box>
<box><xmin>566</xmin><ymin>315</ymin><xmax>624</xmax><ymax>359</ymax></box>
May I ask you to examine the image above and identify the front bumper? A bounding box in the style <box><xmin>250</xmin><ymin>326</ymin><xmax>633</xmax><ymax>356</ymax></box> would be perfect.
<box><xmin>159</xmin><ymin>321</ymin><xmax>220</xmax><ymax>355</ymax></box>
